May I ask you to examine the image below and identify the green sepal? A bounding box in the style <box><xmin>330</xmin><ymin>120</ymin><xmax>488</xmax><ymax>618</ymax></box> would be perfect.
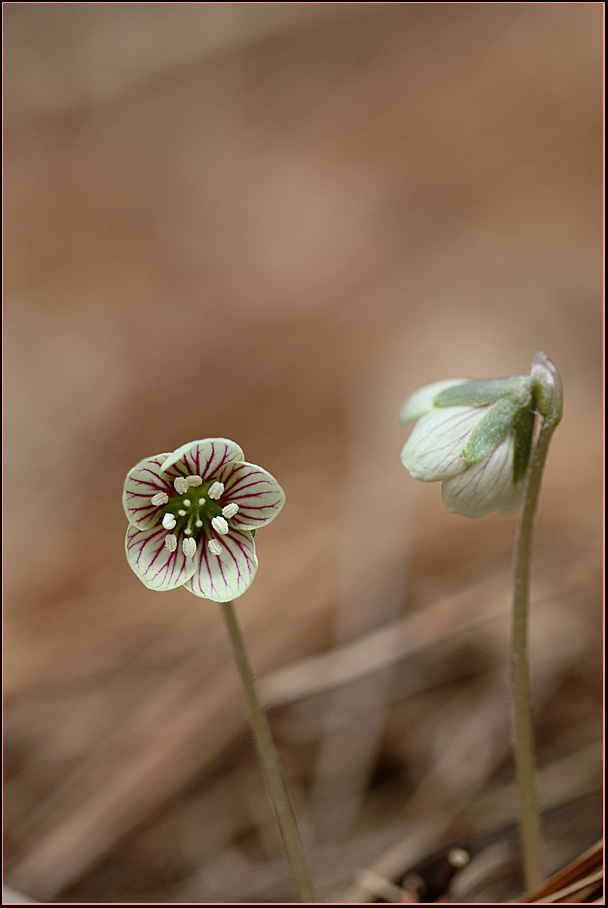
<box><xmin>531</xmin><ymin>351</ymin><xmax>563</xmax><ymax>424</ymax></box>
<box><xmin>513</xmin><ymin>404</ymin><xmax>535</xmax><ymax>484</ymax></box>
<box><xmin>462</xmin><ymin>394</ymin><xmax>524</xmax><ymax>464</ymax></box>
<box><xmin>434</xmin><ymin>376</ymin><xmax>530</xmax><ymax>409</ymax></box>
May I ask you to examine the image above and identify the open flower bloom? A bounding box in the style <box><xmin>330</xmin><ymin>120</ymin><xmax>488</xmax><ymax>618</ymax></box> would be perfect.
<box><xmin>400</xmin><ymin>374</ymin><xmax>536</xmax><ymax>517</ymax></box>
<box><xmin>123</xmin><ymin>439</ymin><xmax>285</xmax><ymax>601</ymax></box>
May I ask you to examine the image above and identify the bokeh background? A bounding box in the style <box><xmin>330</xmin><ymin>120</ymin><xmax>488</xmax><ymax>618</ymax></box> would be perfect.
<box><xmin>3</xmin><ymin>3</ymin><xmax>603</xmax><ymax>903</ymax></box>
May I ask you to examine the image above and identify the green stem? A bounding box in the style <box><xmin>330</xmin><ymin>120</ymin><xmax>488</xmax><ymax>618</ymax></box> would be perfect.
<box><xmin>512</xmin><ymin>416</ymin><xmax>558</xmax><ymax>890</ymax></box>
<box><xmin>221</xmin><ymin>601</ymin><xmax>316</xmax><ymax>903</ymax></box>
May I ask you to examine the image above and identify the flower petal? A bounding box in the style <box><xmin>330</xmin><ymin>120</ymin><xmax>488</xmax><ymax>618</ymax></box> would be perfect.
<box><xmin>401</xmin><ymin>406</ymin><xmax>483</xmax><ymax>481</ymax></box>
<box><xmin>441</xmin><ymin>434</ymin><xmax>523</xmax><ymax>517</ymax></box>
<box><xmin>215</xmin><ymin>461</ymin><xmax>286</xmax><ymax>530</ymax></box>
<box><xmin>160</xmin><ymin>439</ymin><xmax>244</xmax><ymax>481</ymax></box>
<box><xmin>125</xmin><ymin>524</ymin><xmax>197</xmax><ymax>590</ymax></box>
<box><xmin>400</xmin><ymin>379</ymin><xmax>467</xmax><ymax>424</ymax></box>
<box><xmin>184</xmin><ymin>529</ymin><xmax>258</xmax><ymax>602</ymax></box>
<box><xmin>123</xmin><ymin>453</ymin><xmax>172</xmax><ymax>529</ymax></box>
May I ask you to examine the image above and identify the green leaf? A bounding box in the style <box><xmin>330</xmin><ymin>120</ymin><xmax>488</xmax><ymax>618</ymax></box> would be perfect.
<box><xmin>462</xmin><ymin>395</ymin><xmax>524</xmax><ymax>464</ymax></box>
<box><xmin>513</xmin><ymin>404</ymin><xmax>535</xmax><ymax>484</ymax></box>
<box><xmin>434</xmin><ymin>376</ymin><xmax>530</xmax><ymax>409</ymax></box>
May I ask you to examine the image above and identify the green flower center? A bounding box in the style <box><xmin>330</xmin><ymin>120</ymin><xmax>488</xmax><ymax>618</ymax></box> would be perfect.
<box><xmin>153</xmin><ymin>474</ymin><xmax>242</xmax><ymax>558</ymax></box>
<box><xmin>161</xmin><ymin>479</ymin><xmax>225</xmax><ymax>540</ymax></box>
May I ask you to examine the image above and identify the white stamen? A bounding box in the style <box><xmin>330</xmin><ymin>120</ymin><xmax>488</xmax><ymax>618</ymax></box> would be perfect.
<box><xmin>174</xmin><ymin>477</ymin><xmax>189</xmax><ymax>495</ymax></box>
<box><xmin>184</xmin><ymin>528</ymin><xmax>193</xmax><ymax>535</ymax></box>
<box><xmin>182</xmin><ymin>538</ymin><xmax>197</xmax><ymax>558</ymax></box>
<box><xmin>208</xmin><ymin>481</ymin><xmax>224</xmax><ymax>500</ymax></box>
<box><xmin>198</xmin><ymin>496</ymin><xmax>206</xmax><ymax>506</ymax></box>
<box><xmin>186</xmin><ymin>475</ymin><xmax>202</xmax><ymax>487</ymax></box>
<box><xmin>211</xmin><ymin>516</ymin><xmax>229</xmax><ymax>535</ymax></box>
<box><xmin>164</xmin><ymin>534</ymin><xmax>178</xmax><ymax>553</ymax></box>
<box><xmin>162</xmin><ymin>513</ymin><xmax>177</xmax><ymax>530</ymax></box>
<box><xmin>151</xmin><ymin>492</ymin><xmax>169</xmax><ymax>506</ymax></box>
<box><xmin>183</xmin><ymin>499</ymin><xmax>191</xmax><ymax>507</ymax></box>
<box><xmin>178</xmin><ymin>509</ymin><xmax>187</xmax><ymax>517</ymax></box>
<box><xmin>208</xmin><ymin>539</ymin><xmax>222</xmax><ymax>556</ymax></box>
<box><xmin>222</xmin><ymin>503</ymin><xmax>239</xmax><ymax>519</ymax></box>
<box><xmin>195</xmin><ymin>519</ymin><xmax>203</xmax><ymax>527</ymax></box>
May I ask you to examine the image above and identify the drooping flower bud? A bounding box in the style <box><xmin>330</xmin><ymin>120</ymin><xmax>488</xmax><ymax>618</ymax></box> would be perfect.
<box><xmin>400</xmin><ymin>371</ymin><xmax>534</xmax><ymax>518</ymax></box>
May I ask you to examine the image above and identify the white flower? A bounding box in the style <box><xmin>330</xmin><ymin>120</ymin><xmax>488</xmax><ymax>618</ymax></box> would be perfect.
<box><xmin>400</xmin><ymin>375</ymin><xmax>534</xmax><ymax>517</ymax></box>
<box><xmin>123</xmin><ymin>438</ymin><xmax>285</xmax><ymax>600</ymax></box>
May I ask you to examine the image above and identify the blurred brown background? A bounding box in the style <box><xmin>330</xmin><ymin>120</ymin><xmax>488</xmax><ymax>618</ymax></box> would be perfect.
<box><xmin>3</xmin><ymin>3</ymin><xmax>603</xmax><ymax>903</ymax></box>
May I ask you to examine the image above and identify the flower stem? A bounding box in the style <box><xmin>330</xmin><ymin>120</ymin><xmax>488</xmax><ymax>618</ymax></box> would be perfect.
<box><xmin>511</xmin><ymin>415</ymin><xmax>558</xmax><ymax>890</ymax></box>
<box><xmin>221</xmin><ymin>601</ymin><xmax>316</xmax><ymax>903</ymax></box>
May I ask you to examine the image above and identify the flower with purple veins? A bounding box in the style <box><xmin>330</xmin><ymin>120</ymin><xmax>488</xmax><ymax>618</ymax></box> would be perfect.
<box><xmin>123</xmin><ymin>438</ymin><xmax>285</xmax><ymax>600</ymax></box>
<box><xmin>400</xmin><ymin>373</ymin><xmax>536</xmax><ymax>517</ymax></box>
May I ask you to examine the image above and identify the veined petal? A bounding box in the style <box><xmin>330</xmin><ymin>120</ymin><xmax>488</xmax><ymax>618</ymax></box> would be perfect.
<box><xmin>215</xmin><ymin>461</ymin><xmax>286</xmax><ymax>530</ymax></box>
<box><xmin>400</xmin><ymin>379</ymin><xmax>467</xmax><ymax>424</ymax></box>
<box><xmin>125</xmin><ymin>524</ymin><xmax>197</xmax><ymax>590</ymax></box>
<box><xmin>160</xmin><ymin>439</ymin><xmax>244</xmax><ymax>481</ymax></box>
<box><xmin>401</xmin><ymin>406</ymin><xmax>483</xmax><ymax>481</ymax></box>
<box><xmin>442</xmin><ymin>434</ymin><xmax>523</xmax><ymax>517</ymax></box>
<box><xmin>123</xmin><ymin>453</ymin><xmax>171</xmax><ymax>529</ymax></box>
<box><xmin>184</xmin><ymin>529</ymin><xmax>258</xmax><ymax>602</ymax></box>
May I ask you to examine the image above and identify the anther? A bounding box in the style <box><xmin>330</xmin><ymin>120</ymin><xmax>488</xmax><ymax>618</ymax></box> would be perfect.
<box><xmin>164</xmin><ymin>534</ymin><xmax>178</xmax><ymax>553</ymax></box>
<box><xmin>162</xmin><ymin>514</ymin><xmax>177</xmax><ymax>530</ymax></box>
<box><xmin>186</xmin><ymin>475</ymin><xmax>202</xmax><ymax>487</ymax></box>
<box><xmin>211</xmin><ymin>516</ymin><xmax>229</xmax><ymax>535</ymax></box>
<box><xmin>178</xmin><ymin>509</ymin><xmax>187</xmax><ymax>517</ymax></box>
<box><xmin>174</xmin><ymin>477</ymin><xmax>189</xmax><ymax>495</ymax></box>
<box><xmin>222</xmin><ymin>503</ymin><xmax>239</xmax><ymax>519</ymax></box>
<box><xmin>183</xmin><ymin>499</ymin><xmax>191</xmax><ymax>507</ymax></box>
<box><xmin>182</xmin><ymin>538</ymin><xmax>197</xmax><ymax>558</ymax></box>
<box><xmin>195</xmin><ymin>519</ymin><xmax>203</xmax><ymax>527</ymax></box>
<box><xmin>209</xmin><ymin>539</ymin><xmax>222</xmax><ymax>556</ymax></box>
<box><xmin>208</xmin><ymin>481</ymin><xmax>224</xmax><ymax>500</ymax></box>
<box><xmin>151</xmin><ymin>492</ymin><xmax>169</xmax><ymax>506</ymax></box>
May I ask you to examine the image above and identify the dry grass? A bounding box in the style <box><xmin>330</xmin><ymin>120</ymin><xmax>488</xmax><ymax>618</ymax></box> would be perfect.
<box><xmin>4</xmin><ymin>4</ymin><xmax>603</xmax><ymax>903</ymax></box>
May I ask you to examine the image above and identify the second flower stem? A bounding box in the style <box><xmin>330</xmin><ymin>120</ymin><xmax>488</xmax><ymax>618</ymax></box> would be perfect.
<box><xmin>512</xmin><ymin>417</ymin><xmax>557</xmax><ymax>891</ymax></box>
<box><xmin>221</xmin><ymin>601</ymin><xmax>316</xmax><ymax>903</ymax></box>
